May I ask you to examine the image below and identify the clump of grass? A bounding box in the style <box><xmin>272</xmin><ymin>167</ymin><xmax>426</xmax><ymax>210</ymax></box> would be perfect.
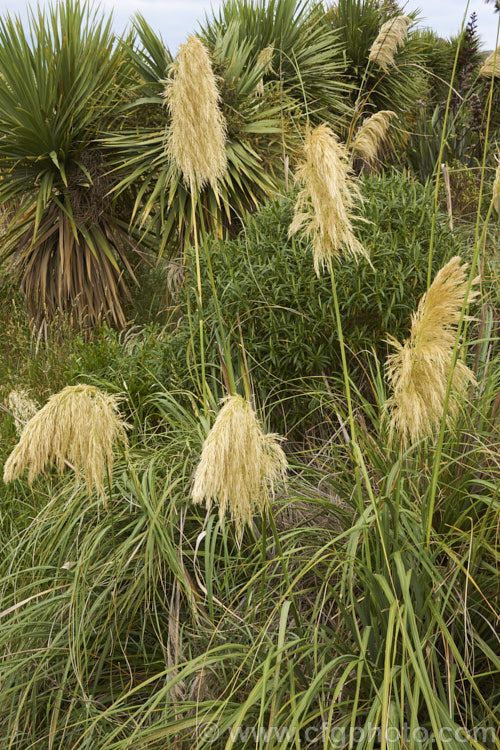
<box><xmin>3</xmin><ymin>384</ymin><xmax>129</xmax><ymax>495</ymax></box>
<box><xmin>368</xmin><ymin>16</ymin><xmax>412</xmax><ymax>71</ymax></box>
<box><xmin>163</xmin><ymin>35</ymin><xmax>227</xmax><ymax>191</ymax></box>
<box><xmin>352</xmin><ymin>110</ymin><xmax>397</xmax><ymax>164</ymax></box>
<box><xmin>385</xmin><ymin>256</ymin><xmax>478</xmax><ymax>445</ymax></box>
<box><xmin>289</xmin><ymin>124</ymin><xmax>368</xmax><ymax>275</ymax></box>
<box><xmin>191</xmin><ymin>394</ymin><xmax>287</xmax><ymax>534</ymax></box>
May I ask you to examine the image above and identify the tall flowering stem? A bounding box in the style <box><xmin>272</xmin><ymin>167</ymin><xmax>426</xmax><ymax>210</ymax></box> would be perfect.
<box><xmin>289</xmin><ymin>124</ymin><xmax>369</xmax><ymax>512</ymax></box>
<box><xmin>164</xmin><ymin>36</ymin><xmax>230</xmax><ymax>403</ymax></box>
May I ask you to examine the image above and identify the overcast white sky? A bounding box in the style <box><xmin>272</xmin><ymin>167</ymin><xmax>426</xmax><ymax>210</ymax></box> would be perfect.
<box><xmin>0</xmin><ymin>0</ymin><xmax>499</xmax><ymax>53</ymax></box>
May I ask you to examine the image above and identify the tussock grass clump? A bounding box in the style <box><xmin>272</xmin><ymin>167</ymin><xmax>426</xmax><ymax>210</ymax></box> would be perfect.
<box><xmin>369</xmin><ymin>16</ymin><xmax>412</xmax><ymax>71</ymax></box>
<box><xmin>289</xmin><ymin>124</ymin><xmax>368</xmax><ymax>275</ymax></box>
<box><xmin>6</xmin><ymin>389</ymin><xmax>39</xmax><ymax>436</ymax></box>
<box><xmin>191</xmin><ymin>394</ymin><xmax>287</xmax><ymax>534</ymax></box>
<box><xmin>479</xmin><ymin>46</ymin><xmax>500</xmax><ymax>77</ymax></box>
<box><xmin>352</xmin><ymin>110</ymin><xmax>397</xmax><ymax>164</ymax></box>
<box><xmin>163</xmin><ymin>35</ymin><xmax>227</xmax><ymax>191</ymax></box>
<box><xmin>3</xmin><ymin>384</ymin><xmax>129</xmax><ymax>495</ymax></box>
<box><xmin>385</xmin><ymin>257</ymin><xmax>478</xmax><ymax>445</ymax></box>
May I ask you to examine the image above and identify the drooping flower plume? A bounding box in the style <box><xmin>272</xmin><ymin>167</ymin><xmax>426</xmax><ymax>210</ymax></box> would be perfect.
<box><xmin>191</xmin><ymin>395</ymin><xmax>287</xmax><ymax>534</ymax></box>
<box><xmin>255</xmin><ymin>45</ymin><xmax>274</xmax><ymax>97</ymax></box>
<box><xmin>3</xmin><ymin>385</ymin><xmax>129</xmax><ymax>495</ymax></box>
<box><xmin>289</xmin><ymin>124</ymin><xmax>368</xmax><ymax>275</ymax></box>
<box><xmin>163</xmin><ymin>36</ymin><xmax>227</xmax><ymax>192</ymax></box>
<box><xmin>479</xmin><ymin>47</ymin><xmax>500</xmax><ymax>78</ymax></box>
<box><xmin>369</xmin><ymin>16</ymin><xmax>412</xmax><ymax>71</ymax></box>
<box><xmin>385</xmin><ymin>257</ymin><xmax>479</xmax><ymax>445</ymax></box>
<box><xmin>7</xmin><ymin>389</ymin><xmax>39</xmax><ymax>436</ymax></box>
<box><xmin>493</xmin><ymin>153</ymin><xmax>500</xmax><ymax>213</ymax></box>
<box><xmin>352</xmin><ymin>110</ymin><xmax>397</xmax><ymax>164</ymax></box>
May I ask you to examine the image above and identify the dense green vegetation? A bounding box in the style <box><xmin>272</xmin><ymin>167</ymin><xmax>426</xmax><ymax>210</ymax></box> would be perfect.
<box><xmin>0</xmin><ymin>0</ymin><xmax>498</xmax><ymax>748</ymax></box>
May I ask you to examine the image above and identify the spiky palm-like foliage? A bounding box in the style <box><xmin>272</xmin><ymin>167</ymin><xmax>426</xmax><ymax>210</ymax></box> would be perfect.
<box><xmin>0</xmin><ymin>1</ymin><xmax>136</xmax><ymax>330</ymax></box>
<box><xmin>200</xmin><ymin>0</ymin><xmax>351</xmax><ymax>126</ymax></box>
<box><xmin>107</xmin><ymin>18</ymin><xmax>290</xmax><ymax>254</ymax></box>
<box><xmin>326</xmin><ymin>0</ymin><xmax>426</xmax><ymax>147</ymax></box>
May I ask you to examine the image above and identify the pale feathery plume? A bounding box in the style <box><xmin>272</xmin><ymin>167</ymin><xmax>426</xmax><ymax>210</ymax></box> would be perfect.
<box><xmin>479</xmin><ymin>47</ymin><xmax>500</xmax><ymax>78</ymax></box>
<box><xmin>7</xmin><ymin>389</ymin><xmax>39</xmax><ymax>436</ymax></box>
<box><xmin>492</xmin><ymin>152</ymin><xmax>500</xmax><ymax>212</ymax></box>
<box><xmin>255</xmin><ymin>45</ymin><xmax>274</xmax><ymax>97</ymax></box>
<box><xmin>3</xmin><ymin>385</ymin><xmax>129</xmax><ymax>495</ymax></box>
<box><xmin>385</xmin><ymin>257</ymin><xmax>479</xmax><ymax>445</ymax></box>
<box><xmin>352</xmin><ymin>110</ymin><xmax>397</xmax><ymax>164</ymax></box>
<box><xmin>289</xmin><ymin>124</ymin><xmax>369</xmax><ymax>275</ymax></box>
<box><xmin>191</xmin><ymin>395</ymin><xmax>287</xmax><ymax>534</ymax></box>
<box><xmin>369</xmin><ymin>16</ymin><xmax>413</xmax><ymax>71</ymax></box>
<box><xmin>163</xmin><ymin>36</ymin><xmax>227</xmax><ymax>192</ymax></box>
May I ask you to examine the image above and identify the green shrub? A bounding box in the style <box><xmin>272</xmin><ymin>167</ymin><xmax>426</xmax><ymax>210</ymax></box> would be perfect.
<box><xmin>180</xmin><ymin>170</ymin><xmax>472</xmax><ymax>407</ymax></box>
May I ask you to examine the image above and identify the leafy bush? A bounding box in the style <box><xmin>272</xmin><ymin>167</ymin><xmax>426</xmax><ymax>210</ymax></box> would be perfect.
<box><xmin>179</xmin><ymin>170</ymin><xmax>472</xmax><ymax>405</ymax></box>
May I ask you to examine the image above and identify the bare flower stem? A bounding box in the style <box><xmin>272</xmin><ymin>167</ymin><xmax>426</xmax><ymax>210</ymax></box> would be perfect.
<box><xmin>329</xmin><ymin>269</ymin><xmax>364</xmax><ymax>515</ymax></box>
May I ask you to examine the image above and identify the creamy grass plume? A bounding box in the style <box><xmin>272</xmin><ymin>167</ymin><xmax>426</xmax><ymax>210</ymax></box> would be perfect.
<box><xmin>493</xmin><ymin>153</ymin><xmax>500</xmax><ymax>212</ymax></box>
<box><xmin>3</xmin><ymin>385</ymin><xmax>129</xmax><ymax>495</ymax></box>
<box><xmin>385</xmin><ymin>257</ymin><xmax>478</xmax><ymax>445</ymax></box>
<box><xmin>191</xmin><ymin>395</ymin><xmax>287</xmax><ymax>534</ymax></box>
<box><xmin>7</xmin><ymin>389</ymin><xmax>39</xmax><ymax>436</ymax></box>
<box><xmin>479</xmin><ymin>47</ymin><xmax>500</xmax><ymax>78</ymax></box>
<box><xmin>255</xmin><ymin>45</ymin><xmax>274</xmax><ymax>97</ymax></box>
<box><xmin>163</xmin><ymin>36</ymin><xmax>227</xmax><ymax>192</ymax></box>
<box><xmin>369</xmin><ymin>16</ymin><xmax>412</xmax><ymax>71</ymax></box>
<box><xmin>289</xmin><ymin>124</ymin><xmax>368</xmax><ymax>275</ymax></box>
<box><xmin>352</xmin><ymin>110</ymin><xmax>397</xmax><ymax>164</ymax></box>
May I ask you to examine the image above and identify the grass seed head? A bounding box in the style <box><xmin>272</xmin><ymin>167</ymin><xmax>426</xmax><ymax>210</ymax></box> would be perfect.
<box><xmin>191</xmin><ymin>395</ymin><xmax>288</xmax><ymax>535</ymax></box>
<box><xmin>369</xmin><ymin>16</ymin><xmax>412</xmax><ymax>71</ymax></box>
<box><xmin>479</xmin><ymin>47</ymin><xmax>500</xmax><ymax>77</ymax></box>
<box><xmin>352</xmin><ymin>110</ymin><xmax>397</xmax><ymax>164</ymax></box>
<box><xmin>385</xmin><ymin>257</ymin><xmax>479</xmax><ymax>445</ymax></box>
<box><xmin>163</xmin><ymin>35</ymin><xmax>227</xmax><ymax>192</ymax></box>
<box><xmin>289</xmin><ymin>124</ymin><xmax>368</xmax><ymax>275</ymax></box>
<box><xmin>7</xmin><ymin>389</ymin><xmax>39</xmax><ymax>436</ymax></box>
<box><xmin>493</xmin><ymin>152</ymin><xmax>500</xmax><ymax>212</ymax></box>
<box><xmin>3</xmin><ymin>384</ymin><xmax>129</xmax><ymax>495</ymax></box>
<box><xmin>255</xmin><ymin>45</ymin><xmax>274</xmax><ymax>97</ymax></box>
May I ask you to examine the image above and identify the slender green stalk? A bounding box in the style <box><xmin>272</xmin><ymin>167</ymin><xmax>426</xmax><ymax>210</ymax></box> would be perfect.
<box><xmin>196</xmin><ymin>193</ymin><xmax>236</xmax><ymax>394</ymax></box>
<box><xmin>191</xmin><ymin>190</ymin><xmax>208</xmax><ymax>407</ymax></box>
<box><xmin>426</xmin><ymin>2</ymin><xmax>470</xmax><ymax>287</ymax></box>
<box><xmin>329</xmin><ymin>268</ymin><xmax>364</xmax><ymax>514</ymax></box>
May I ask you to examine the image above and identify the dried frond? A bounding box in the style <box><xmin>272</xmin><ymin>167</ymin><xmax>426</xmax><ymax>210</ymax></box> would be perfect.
<box><xmin>289</xmin><ymin>124</ymin><xmax>368</xmax><ymax>275</ymax></box>
<box><xmin>369</xmin><ymin>16</ymin><xmax>413</xmax><ymax>71</ymax></box>
<box><xmin>385</xmin><ymin>257</ymin><xmax>479</xmax><ymax>445</ymax></box>
<box><xmin>352</xmin><ymin>110</ymin><xmax>397</xmax><ymax>164</ymax></box>
<box><xmin>255</xmin><ymin>45</ymin><xmax>274</xmax><ymax>97</ymax></box>
<box><xmin>191</xmin><ymin>395</ymin><xmax>287</xmax><ymax>534</ymax></box>
<box><xmin>163</xmin><ymin>36</ymin><xmax>227</xmax><ymax>192</ymax></box>
<box><xmin>479</xmin><ymin>47</ymin><xmax>500</xmax><ymax>77</ymax></box>
<box><xmin>6</xmin><ymin>389</ymin><xmax>39</xmax><ymax>436</ymax></box>
<box><xmin>493</xmin><ymin>153</ymin><xmax>500</xmax><ymax>212</ymax></box>
<box><xmin>3</xmin><ymin>385</ymin><xmax>129</xmax><ymax>495</ymax></box>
